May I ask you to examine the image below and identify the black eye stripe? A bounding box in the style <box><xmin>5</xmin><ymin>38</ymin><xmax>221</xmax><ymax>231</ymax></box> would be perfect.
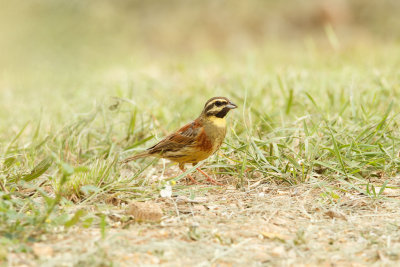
<box><xmin>204</xmin><ymin>100</ymin><xmax>227</xmax><ymax>112</ymax></box>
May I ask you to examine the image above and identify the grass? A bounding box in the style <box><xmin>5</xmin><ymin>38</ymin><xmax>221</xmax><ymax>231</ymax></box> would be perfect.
<box><xmin>1</xmin><ymin>41</ymin><xmax>400</xmax><ymax>265</ymax></box>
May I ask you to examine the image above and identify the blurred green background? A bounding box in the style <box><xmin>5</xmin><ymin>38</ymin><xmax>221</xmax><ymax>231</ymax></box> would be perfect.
<box><xmin>0</xmin><ymin>0</ymin><xmax>399</xmax><ymax>129</ymax></box>
<box><xmin>1</xmin><ymin>0</ymin><xmax>399</xmax><ymax>69</ymax></box>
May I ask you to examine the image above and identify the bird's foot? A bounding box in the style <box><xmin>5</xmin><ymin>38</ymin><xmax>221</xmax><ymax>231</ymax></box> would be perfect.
<box><xmin>185</xmin><ymin>174</ymin><xmax>199</xmax><ymax>185</ymax></box>
<box><xmin>196</xmin><ymin>168</ymin><xmax>223</xmax><ymax>186</ymax></box>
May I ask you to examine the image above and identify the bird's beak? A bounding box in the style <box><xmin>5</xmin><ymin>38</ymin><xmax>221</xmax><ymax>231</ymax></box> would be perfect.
<box><xmin>226</xmin><ymin>102</ymin><xmax>238</xmax><ymax>109</ymax></box>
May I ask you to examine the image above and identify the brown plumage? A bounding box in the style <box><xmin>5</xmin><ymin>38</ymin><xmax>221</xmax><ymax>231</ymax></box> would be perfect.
<box><xmin>122</xmin><ymin>96</ymin><xmax>237</xmax><ymax>185</ymax></box>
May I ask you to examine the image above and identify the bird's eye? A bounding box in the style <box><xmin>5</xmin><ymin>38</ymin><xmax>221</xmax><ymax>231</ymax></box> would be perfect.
<box><xmin>215</xmin><ymin>101</ymin><xmax>222</xmax><ymax>107</ymax></box>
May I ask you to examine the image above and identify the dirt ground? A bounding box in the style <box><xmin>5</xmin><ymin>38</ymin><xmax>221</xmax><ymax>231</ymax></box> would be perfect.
<box><xmin>8</xmin><ymin>181</ymin><xmax>400</xmax><ymax>267</ymax></box>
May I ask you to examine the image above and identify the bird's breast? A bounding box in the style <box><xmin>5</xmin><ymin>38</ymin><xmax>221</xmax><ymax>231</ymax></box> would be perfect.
<box><xmin>203</xmin><ymin>122</ymin><xmax>227</xmax><ymax>153</ymax></box>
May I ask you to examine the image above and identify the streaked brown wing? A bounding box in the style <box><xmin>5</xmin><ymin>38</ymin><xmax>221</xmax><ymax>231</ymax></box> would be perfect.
<box><xmin>147</xmin><ymin>120</ymin><xmax>201</xmax><ymax>155</ymax></box>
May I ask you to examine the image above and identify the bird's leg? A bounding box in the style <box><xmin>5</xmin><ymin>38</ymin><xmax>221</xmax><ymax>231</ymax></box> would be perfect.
<box><xmin>196</xmin><ymin>168</ymin><xmax>223</xmax><ymax>186</ymax></box>
<box><xmin>179</xmin><ymin>164</ymin><xmax>198</xmax><ymax>184</ymax></box>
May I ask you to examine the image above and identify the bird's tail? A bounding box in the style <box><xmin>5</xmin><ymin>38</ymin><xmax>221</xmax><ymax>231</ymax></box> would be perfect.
<box><xmin>121</xmin><ymin>152</ymin><xmax>151</xmax><ymax>164</ymax></box>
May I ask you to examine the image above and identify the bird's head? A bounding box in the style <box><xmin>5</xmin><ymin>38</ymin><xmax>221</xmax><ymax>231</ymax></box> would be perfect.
<box><xmin>201</xmin><ymin>97</ymin><xmax>237</xmax><ymax>120</ymax></box>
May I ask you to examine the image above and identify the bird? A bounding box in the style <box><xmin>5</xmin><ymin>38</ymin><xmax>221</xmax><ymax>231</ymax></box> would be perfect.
<box><xmin>122</xmin><ymin>96</ymin><xmax>237</xmax><ymax>185</ymax></box>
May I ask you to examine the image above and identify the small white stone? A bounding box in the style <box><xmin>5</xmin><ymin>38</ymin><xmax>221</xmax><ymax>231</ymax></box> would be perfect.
<box><xmin>160</xmin><ymin>185</ymin><xmax>172</xmax><ymax>198</ymax></box>
<box><xmin>271</xmin><ymin>246</ymin><xmax>285</xmax><ymax>257</ymax></box>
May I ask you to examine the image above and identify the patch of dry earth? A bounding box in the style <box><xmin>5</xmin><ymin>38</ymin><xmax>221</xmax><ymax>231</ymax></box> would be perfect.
<box><xmin>8</xmin><ymin>183</ymin><xmax>400</xmax><ymax>266</ymax></box>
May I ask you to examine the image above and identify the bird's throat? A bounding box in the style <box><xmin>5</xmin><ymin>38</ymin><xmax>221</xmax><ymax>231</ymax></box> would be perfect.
<box><xmin>208</xmin><ymin>116</ymin><xmax>226</xmax><ymax>128</ymax></box>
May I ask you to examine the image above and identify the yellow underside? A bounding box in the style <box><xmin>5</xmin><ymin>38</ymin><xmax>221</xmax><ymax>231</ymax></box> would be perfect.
<box><xmin>164</xmin><ymin>148</ymin><xmax>213</xmax><ymax>164</ymax></box>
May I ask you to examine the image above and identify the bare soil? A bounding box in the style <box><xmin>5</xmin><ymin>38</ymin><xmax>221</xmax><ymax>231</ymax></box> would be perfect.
<box><xmin>8</xmin><ymin>182</ymin><xmax>400</xmax><ymax>267</ymax></box>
